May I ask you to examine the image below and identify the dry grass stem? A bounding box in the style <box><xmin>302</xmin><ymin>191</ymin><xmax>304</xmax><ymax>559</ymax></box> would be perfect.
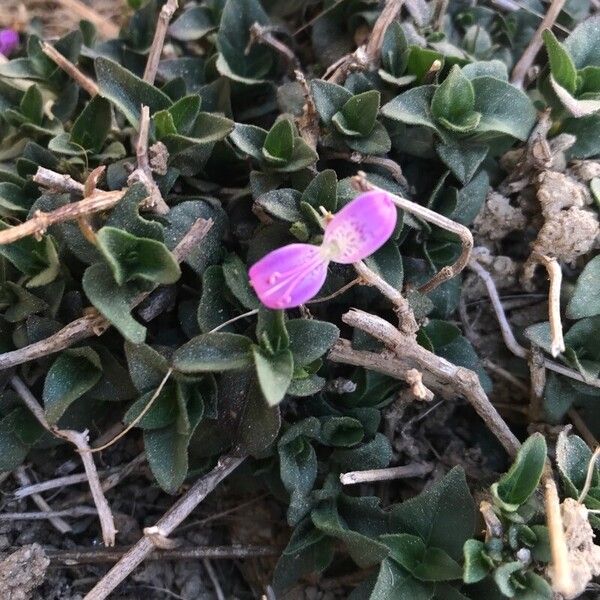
<box><xmin>143</xmin><ymin>0</ymin><xmax>178</xmax><ymax>84</ymax></box>
<box><xmin>40</xmin><ymin>41</ymin><xmax>99</xmax><ymax>96</ymax></box>
<box><xmin>340</xmin><ymin>462</ymin><xmax>434</xmax><ymax>485</ymax></box>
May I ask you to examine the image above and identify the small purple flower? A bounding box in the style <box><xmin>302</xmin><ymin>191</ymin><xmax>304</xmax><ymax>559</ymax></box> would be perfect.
<box><xmin>249</xmin><ymin>190</ymin><xmax>397</xmax><ymax>309</ymax></box>
<box><xmin>0</xmin><ymin>29</ymin><xmax>19</xmax><ymax>57</ymax></box>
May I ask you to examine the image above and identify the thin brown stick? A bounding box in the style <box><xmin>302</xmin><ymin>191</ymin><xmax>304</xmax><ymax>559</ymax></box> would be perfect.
<box><xmin>83</xmin><ymin>454</ymin><xmax>246</xmax><ymax>600</ymax></box>
<box><xmin>469</xmin><ymin>259</ymin><xmax>600</xmax><ymax>389</ymax></box>
<box><xmin>128</xmin><ymin>106</ymin><xmax>170</xmax><ymax>214</ymax></box>
<box><xmin>143</xmin><ymin>0</ymin><xmax>178</xmax><ymax>84</ymax></box>
<box><xmin>329</xmin><ymin>309</ymin><xmax>521</xmax><ymax>456</ymax></box>
<box><xmin>352</xmin><ymin>172</ymin><xmax>473</xmax><ymax>294</ymax></box>
<box><xmin>510</xmin><ymin>0</ymin><xmax>566</xmax><ymax>88</ymax></box>
<box><xmin>10</xmin><ymin>376</ymin><xmax>117</xmax><ymax>546</ymax></box>
<box><xmin>248</xmin><ymin>24</ymin><xmax>299</xmax><ymax>70</ymax></box>
<box><xmin>34</xmin><ymin>166</ymin><xmax>86</xmax><ymax>195</ymax></box>
<box><xmin>529</xmin><ymin>345</ymin><xmax>546</xmax><ymax>421</ymax></box>
<box><xmin>0</xmin><ymin>219</ymin><xmax>213</xmax><ymax>370</ymax></box>
<box><xmin>353</xmin><ymin>261</ymin><xmax>418</xmax><ymax>336</ymax></box>
<box><xmin>59</xmin><ymin>430</ymin><xmax>118</xmax><ymax>546</ymax></box>
<box><xmin>340</xmin><ymin>462</ymin><xmax>433</xmax><ymax>485</ymax></box>
<box><xmin>531</xmin><ymin>253</ymin><xmax>565</xmax><ymax>357</ymax></box>
<box><xmin>40</xmin><ymin>41</ymin><xmax>99</xmax><ymax>97</ymax></box>
<box><xmin>0</xmin><ymin>506</ymin><xmax>97</xmax><ymax>521</ymax></box>
<box><xmin>545</xmin><ymin>474</ymin><xmax>573</xmax><ymax>596</ymax></box>
<box><xmin>54</xmin><ymin>0</ymin><xmax>120</xmax><ymax>38</ymax></box>
<box><xmin>13</xmin><ymin>468</ymin><xmax>71</xmax><ymax>534</ymax></box>
<box><xmin>14</xmin><ymin>469</ymin><xmax>116</xmax><ymax>500</ymax></box>
<box><xmin>44</xmin><ymin>545</ymin><xmax>276</xmax><ymax>565</ymax></box>
<box><xmin>0</xmin><ymin>189</ymin><xmax>125</xmax><ymax>245</ymax></box>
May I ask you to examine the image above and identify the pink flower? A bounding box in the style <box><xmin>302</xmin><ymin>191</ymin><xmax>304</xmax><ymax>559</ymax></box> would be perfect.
<box><xmin>249</xmin><ymin>190</ymin><xmax>397</xmax><ymax>309</ymax></box>
<box><xmin>0</xmin><ymin>29</ymin><xmax>19</xmax><ymax>57</ymax></box>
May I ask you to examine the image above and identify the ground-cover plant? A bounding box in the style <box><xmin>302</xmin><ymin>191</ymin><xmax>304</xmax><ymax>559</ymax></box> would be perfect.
<box><xmin>0</xmin><ymin>0</ymin><xmax>600</xmax><ymax>598</ymax></box>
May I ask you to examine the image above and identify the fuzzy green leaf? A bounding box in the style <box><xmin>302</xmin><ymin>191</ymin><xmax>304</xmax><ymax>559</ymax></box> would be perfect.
<box><xmin>253</xmin><ymin>346</ymin><xmax>294</xmax><ymax>406</ymax></box>
<box><xmin>173</xmin><ymin>332</ymin><xmax>253</xmax><ymax>372</ymax></box>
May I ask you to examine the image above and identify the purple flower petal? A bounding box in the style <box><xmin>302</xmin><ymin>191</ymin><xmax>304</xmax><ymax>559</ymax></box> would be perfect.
<box><xmin>249</xmin><ymin>243</ymin><xmax>329</xmax><ymax>309</ymax></box>
<box><xmin>322</xmin><ymin>190</ymin><xmax>397</xmax><ymax>264</ymax></box>
<box><xmin>0</xmin><ymin>29</ymin><xmax>19</xmax><ymax>57</ymax></box>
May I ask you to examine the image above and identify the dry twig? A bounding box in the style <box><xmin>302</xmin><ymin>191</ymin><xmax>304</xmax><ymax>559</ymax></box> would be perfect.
<box><xmin>10</xmin><ymin>376</ymin><xmax>117</xmax><ymax>546</ymax></box>
<box><xmin>510</xmin><ymin>0</ymin><xmax>567</xmax><ymax>88</ymax></box>
<box><xmin>13</xmin><ymin>468</ymin><xmax>71</xmax><ymax>534</ymax></box>
<box><xmin>54</xmin><ymin>0</ymin><xmax>120</xmax><ymax>38</ymax></box>
<box><xmin>40</xmin><ymin>41</ymin><xmax>99</xmax><ymax>96</ymax></box>
<box><xmin>353</xmin><ymin>172</ymin><xmax>473</xmax><ymax>294</ymax></box>
<box><xmin>83</xmin><ymin>454</ymin><xmax>246</xmax><ymax>600</ymax></box>
<box><xmin>340</xmin><ymin>462</ymin><xmax>433</xmax><ymax>485</ymax></box>
<box><xmin>329</xmin><ymin>309</ymin><xmax>521</xmax><ymax>456</ymax></box>
<box><xmin>531</xmin><ymin>253</ymin><xmax>566</xmax><ymax>357</ymax></box>
<box><xmin>469</xmin><ymin>259</ymin><xmax>600</xmax><ymax>389</ymax></box>
<box><xmin>143</xmin><ymin>0</ymin><xmax>178</xmax><ymax>84</ymax></box>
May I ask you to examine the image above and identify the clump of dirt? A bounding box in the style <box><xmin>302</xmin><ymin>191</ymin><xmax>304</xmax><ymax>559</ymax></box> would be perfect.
<box><xmin>0</xmin><ymin>544</ymin><xmax>49</xmax><ymax>600</ymax></box>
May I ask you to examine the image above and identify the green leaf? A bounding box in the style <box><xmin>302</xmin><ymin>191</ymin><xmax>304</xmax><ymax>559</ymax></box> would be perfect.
<box><xmin>543</xmin><ymin>30</ymin><xmax>577</xmax><ymax>94</ymax></box>
<box><xmin>253</xmin><ymin>346</ymin><xmax>294</xmax><ymax>406</ymax></box>
<box><xmin>173</xmin><ymin>332</ymin><xmax>253</xmax><ymax>372</ymax></box>
<box><xmin>436</xmin><ymin>143</ymin><xmax>488</xmax><ymax>185</ymax></box>
<box><xmin>381</xmin><ymin>534</ymin><xmax>462</xmax><ymax>582</ymax></box>
<box><xmin>472</xmin><ymin>77</ymin><xmax>536</xmax><ymax>141</ymax></box>
<box><xmin>263</xmin><ymin>119</ymin><xmax>295</xmax><ymax>163</ymax></box>
<box><xmin>493</xmin><ymin>562</ymin><xmax>522</xmax><ymax>597</ymax></box>
<box><xmin>301</xmin><ymin>169</ymin><xmax>337</xmax><ymax>211</ymax></box>
<box><xmin>96</xmin><ymin>227</ymin><xmax>181</xmax><ymax>286</ymax></box>
<box><xmin>124</xmin><ymin>341</ymin><xmax>170</xmax><ymax>393</ymax></box>
<box><xmin>154</xmin><ymin>95</ymin><xmax>201</xmax><ymax>138</ymax></box>
<box><xmin>0</xmin><ymin>225</ymin><xmax>60</xmax><ymax>288</ymax></box>
<box><xmin>286</xmin><ymin>319</ymin><xmax>339</xmax><ymax>366</ymax></box>
<box><xmin>197</xmin><ymin>266</ymin><xmax>236</xmax><ymax>333</ymax></box>
<box><xmin>391</xmin><ymin>467</ymin><xmax>475</xmax><ymax>560</ymax></box>
<box><xmin>256</xmin><ymin>189</ymin><xmax>302</xmax><ymax>222</ymax></box>
<box><xmin>311</xmin><ymin>79</ymin><xmax>353</xmax><ymax>124</ymax></box>
<box><xmin>124</xmin><ymin>383</ymin><xmax>178</xmax><ymax>429</ymax></box>
<box><xmin>43</xmin><ymin>347</ymin><xmax>102</xmax><ymax>424</ymax></box>
<box><xmin>82</xmin><ymin>262</ymin><xmax>146</xmax><ymax>343</ymax></box>
<box><xmin>556</xmin><ymin>430</ymin><xmax>597</xmax><ymax>496</ymax></box>
<box><xmin>381</xmin><ymin>86</ymin><xmax>438</xmax><ymax>131</ymax></box>
<box><xmin>493</xmin><ymin>433</ymin><xmax>547</xmax><ymax>511</ymax></box>
<box><xmin>566</xmin><ymin>255</ymin><xmax>600</xmax><ymax>318</ymax></box>
<box><xmin>0</xmin><ymin>183</ymin><xmax>31</xmax><ymax>215</ymax></box>
<box><xmin>222</xmin><ymin>253</ymin><xmax>259</xmax><ymax>309</ymax></box>
<box><xmin>370</xmin><ymin>559</ymin><xmax>434</xmax><ymax>600</ymax></box>
<box><xmin>0</xmin><ymin>410</ymin><xmax>31</xmax><ymax>471</ymax></box>
<box><xmin>70</xmin><ymin>96</ymin><xmax>111</xmax><ymax>153</ymax></box>
<box><xmin>332</xmin><ymin>90</ymin><xmax>380</xmax><ymax>137</ymax></box>
<box><xmin>319</xmin><ymin>416</ymin><xmax>364</xmax><ymax>447</ymax></box>
<box><xmin>462</xmin><ymin>539</ymin><xmax>492</xmax><ymax>583</ymax></box>
<box><xmin>565</xmin><ymin>15</ymin><xmax>600</xmax><ymax>69</ymax></box>
<box><xmin>95</xmin><ymin>57</ymin><xmax>171</xmax><ymax>128</ymax></box>
<box><xmin>169</xmin><ymin>6</ymin><xmax>216</xmax><ymax>41</ymax></box>
<box><xmin>20</xmin><ymin>84</ymin><xmax>43</xmax><ymax>125</ymax></box>
<box><xmin>217</xmin><ymin>0</ymin><xmax>274</xmax><ymax>83</ymax></box>
<box><xmin>229</xmin><ymin>123</ymin><xmax>268</xmax><ymax>160</ymax></box>
<box><xmin>431</xmin><ymin>66</ymin><xmax>480</xmax><ymax>133</ymax></box>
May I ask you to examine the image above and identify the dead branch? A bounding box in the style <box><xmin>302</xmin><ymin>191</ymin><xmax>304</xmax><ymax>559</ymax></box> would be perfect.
<box><xmin>510</xmin><ymin>0</ymin><xmax>566</xmax><ymax>88</ymax></box>
<box><xmin>83</xmin><ymin>454</ymin><xmax>246</xmax><ymax>600</ymax></box>
<box><xmin>0</xmin><ymin>190</ymin><xmax>125</xmax><ymax>245</ymax></box>
<box><xmin>353</xmin><ymin>172</ymin><xmax>473</xmax><ymax>294</ymax></box>
<box><xmin>14</xmin><ymin>469</ymin><xmax>116</xmax><ymax>500</ymax></box>
<box><xmin>10</xmin><ymin>376</ymin><xmax>117</xmax><ymax>546</ymax></box>
<box><xmin>248</xmin><ymin>23</ymin><xmax>299</xmax><ymax>70</ymax></box>
<box><xmin>40</xmin><ymin>41</ymin><xmax>99</xmax><ymax>97</ymax></box>
<box><xmin>0</xmin><ymin>219</ymin><xmax>213</xmax><ymax>370</ymax></box>
<box><xmin>329</xmin><ymin>309</ymin><xmax>521</xmax><ymax>457</ymax></box>
<box><xmin>353</xmin><ymin>260</ymin><xmax>418</xmax><ymax>336</ymax></box>
<box><xmin>143</xmin><ymin>0</ymin><xmax>178</xmax><ymax>84</ymax></box>
<box><xmin>34</xmin><ymin>166</ymin><xmax>86</xmax><ymax>195</ymax></box>
<box><xmin>530</xmin><ymin>253</ymin><xmax>566</xmax><ymax>357</ymax></box>
<box><xmin>13</xmin><ymin>468</ymin><xmax>71</xmax><ymax>534</ymax></box>
<box><xmin>0</xmin><ymin>507</ymin><xmax>97</xmax><ymax>521</ymax></box>
<box><xmin>44</xmin><ymin>544</ymin><xmax>276</xmax><ymax>565</ymax></box>
<box><xmin>128</xmin><ymin>106</ymin><xmax>170</xmax><ymax>214</ymax></box>
<box><xmin>340</xmin><ymin>462</ymin><xmax>433</xmax><ymax>485</ymax></box>
<box><xmin>469</xmin><ymin>259</ymin><xmax>600</xmax><ymax>390</ymax></box>
<box><xmin>326</xmin><ymin>0</ymin><xmax>404</xmax><ymax>83</ymax></box>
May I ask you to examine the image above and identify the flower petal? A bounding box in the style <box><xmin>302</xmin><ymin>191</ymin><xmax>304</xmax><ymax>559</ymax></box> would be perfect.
<box><xmin>249</xmin><ymin>243</ymin><xmax>329</xmax><ymax>309</ymax></box>
<box><xmin>0</xmin><ymin>30</ymin><xmax>19</xmax><ymax>57</ymax></box>
<box><xmin>322</xmin><ymin>190</ymin><xmax>397</xmax><ymax>264</ymax></box>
